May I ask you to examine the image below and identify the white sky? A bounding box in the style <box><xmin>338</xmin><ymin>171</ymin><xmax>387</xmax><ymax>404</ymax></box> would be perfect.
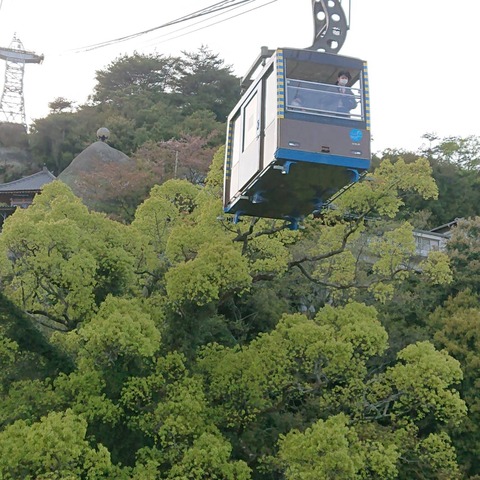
<box><xmin>0</xmin><ymin>0</ymin><xmax>477</xmax><ymax>154</ymax></box>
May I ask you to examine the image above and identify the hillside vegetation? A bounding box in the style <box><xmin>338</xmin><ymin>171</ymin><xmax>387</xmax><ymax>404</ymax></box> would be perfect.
<box><xmin>0</xmin><ymin>48</ymin><xmax>480</xmax><ymax>478</ymax></box>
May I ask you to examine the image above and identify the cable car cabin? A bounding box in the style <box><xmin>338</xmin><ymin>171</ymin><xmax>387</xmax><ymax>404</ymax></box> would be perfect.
<box><xmin>223</xmin><ymin>47</ymin><xmax>371</xmax><ymax>226</ymax></box>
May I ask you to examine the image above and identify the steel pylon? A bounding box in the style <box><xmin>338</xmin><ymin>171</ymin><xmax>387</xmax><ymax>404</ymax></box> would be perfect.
<box><xmin>0</xmin><ymin>34</ymin><xmax>43</xmax><ymax>129</ymax></box>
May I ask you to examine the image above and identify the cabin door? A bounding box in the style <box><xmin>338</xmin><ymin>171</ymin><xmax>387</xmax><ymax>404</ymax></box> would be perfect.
<box><xmin>238</xmin><ymin>83</ymin><xmax>263</xmax><ymax>191</ymax></box>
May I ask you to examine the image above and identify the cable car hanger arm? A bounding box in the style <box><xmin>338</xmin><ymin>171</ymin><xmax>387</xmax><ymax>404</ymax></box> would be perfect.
<box><xmin>310</xmin><ymin>0</ymin><xmax>349</xmax><ymax>53</ymax></box>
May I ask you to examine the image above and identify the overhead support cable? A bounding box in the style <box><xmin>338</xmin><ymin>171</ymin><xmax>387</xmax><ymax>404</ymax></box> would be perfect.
<box><xmin>75</xmin><ymin>0</ymin><xmax>267</xmax><ymax>52</ymax></box>
<box><xmin>143</xmin><ymin>0</ymin><xmax>277</xmax><ymax>48</ymax></box>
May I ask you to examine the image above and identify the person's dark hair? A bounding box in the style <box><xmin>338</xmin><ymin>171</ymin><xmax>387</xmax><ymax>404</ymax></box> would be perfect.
<box><xmin>338</xmin><ymin>71</ymin><xmax>352</xmax><ymax>80</ymax></box>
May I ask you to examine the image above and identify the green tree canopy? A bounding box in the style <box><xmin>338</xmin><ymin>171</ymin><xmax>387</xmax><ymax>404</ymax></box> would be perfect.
<box><xmin>0</xmin><ymin>181</ymin><xmax>149</xmax><ymax>331</ymax></box>
<box><xmin>0</xmin><ymin>144</ymin><xmax>474</xmax><ymax>478</ymax></box>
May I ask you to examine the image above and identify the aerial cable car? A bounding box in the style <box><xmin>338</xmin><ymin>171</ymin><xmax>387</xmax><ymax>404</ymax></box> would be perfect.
<box><xmin>223</xmin><ymin>0</ymin><xmax>370</xmax><ymax>229</ymax></box>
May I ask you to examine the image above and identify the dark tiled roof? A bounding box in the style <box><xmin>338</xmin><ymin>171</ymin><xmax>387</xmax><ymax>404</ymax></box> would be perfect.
<box><xmin>430</xmin><ymin>218</ymin><xmax>460</xmax><ymax>233</ymax></box>
<box><xmin>0</xmin><ymin>167</ymin><xmax>56</xmax><ymax>192</ymax></box>
<box><xmin>414</xmin><ymin>229</ymin><xmax>450</xmax><ymax>239</ymax></box>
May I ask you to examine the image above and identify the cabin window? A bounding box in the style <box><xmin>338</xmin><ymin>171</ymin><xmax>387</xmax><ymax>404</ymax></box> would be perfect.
<box><xmin>243</xmin><ymin>92</ymin><xmax>259</xmax><ymax>151</ymax></box>
<box><xmin>229</xmin><ymin>114</ymin><xmax>243</xmax><ymax>193</ymax></box>
<box><xmin>286</xmin><ymin>77</ymin><xmax>362</xmax><ymax>120</ymax></box>
<box><xmin>284</xmin><ymin>57</ymin><xmax>364</xmax><ymax>121</ymax></box>
<box><xmin>264</xmin><ymin>68</ymin><xmax>276</xmax><ymax>129</ymax></box>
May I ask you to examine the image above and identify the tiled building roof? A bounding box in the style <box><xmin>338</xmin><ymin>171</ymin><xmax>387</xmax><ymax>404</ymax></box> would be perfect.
<box><xmin>0</xmin><ymin>166</ymin><xmax>56</xmax><ymax>192</ymax></box>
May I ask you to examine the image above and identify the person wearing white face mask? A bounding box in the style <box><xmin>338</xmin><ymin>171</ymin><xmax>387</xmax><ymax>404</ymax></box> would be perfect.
<box><xmin>333</xmin><ymin>71</ymin><xmax>357</xmax><ymax>114</ymax></box>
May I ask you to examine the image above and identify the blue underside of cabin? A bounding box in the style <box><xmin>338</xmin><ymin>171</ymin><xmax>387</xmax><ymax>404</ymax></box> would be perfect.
<box><xmin>224</xmin><ymin>149</ymin><xmax>369</xmax><ymax>225</ymax></box>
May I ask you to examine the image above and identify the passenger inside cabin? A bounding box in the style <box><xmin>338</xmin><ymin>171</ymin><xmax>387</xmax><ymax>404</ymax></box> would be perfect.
<box><xmin>328</xmin><ymin>71</ymin><xmax>357</xmax><ymax>114</ymax></box>
<box><xmin>291</xmin><ymin>96</ymin><xmax>302</xmax><ymax>107</ymax></box>
<box><xmin>287</xmin><ymin>85</ymin><xmax>305</xmax><ymax>108</ymax></box>
<box><xmin>286</xmin><ymin>72</ymin><xmax>360</xmax><ymax>118</ymax></box>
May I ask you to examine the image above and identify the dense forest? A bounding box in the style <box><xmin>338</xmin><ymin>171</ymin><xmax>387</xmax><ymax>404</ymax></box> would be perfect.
<box><xmin>1</xmin><ymin>47</ymin><xmax>480</xmax><ymax>479</ymax></box>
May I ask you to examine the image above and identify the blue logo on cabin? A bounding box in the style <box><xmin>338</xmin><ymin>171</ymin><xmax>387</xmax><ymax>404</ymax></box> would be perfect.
<box><xmin>349</xmin><ymin>129</ymin><xmax>363</xmax><ymax>142</ymax></box>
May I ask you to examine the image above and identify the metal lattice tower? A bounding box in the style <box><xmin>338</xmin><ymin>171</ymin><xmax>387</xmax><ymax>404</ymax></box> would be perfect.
<box><xmin>0</xmin><ymin>34</ymin><xmax>43</xmax><ymax>129</ymax></box>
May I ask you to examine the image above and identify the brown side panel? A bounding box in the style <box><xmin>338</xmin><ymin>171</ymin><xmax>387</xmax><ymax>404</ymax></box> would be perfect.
<box><xmin>278</xmin><ymin>118</ymin><xmax>370</xmax><ymax>161</ymax></box>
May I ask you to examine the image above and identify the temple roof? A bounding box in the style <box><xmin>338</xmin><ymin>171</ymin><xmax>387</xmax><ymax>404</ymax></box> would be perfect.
<box><xmin>0</xmin><ymin>166</ymin><xmax>56</xmax><ymax>192</ymax></box>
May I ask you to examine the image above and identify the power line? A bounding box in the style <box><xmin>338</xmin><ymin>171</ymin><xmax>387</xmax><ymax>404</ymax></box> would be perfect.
<box><xmin>142</xmin><ymin>0</ymin><xmax>276</xmax><ymax>49</ymax></box>
<box><xmin>75</xmin><ymin>0</ymin><xmax>266</xmax><ymax>52</ymax></box>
